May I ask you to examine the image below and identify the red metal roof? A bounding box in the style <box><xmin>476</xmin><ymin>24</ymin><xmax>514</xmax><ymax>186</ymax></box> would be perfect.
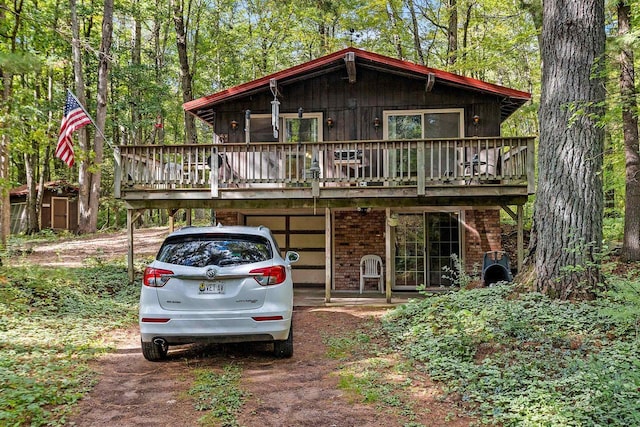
<box><xmin>184</xmin><ymin>47</ymin><xmax>531</xmax><ymax>120</ymax></box>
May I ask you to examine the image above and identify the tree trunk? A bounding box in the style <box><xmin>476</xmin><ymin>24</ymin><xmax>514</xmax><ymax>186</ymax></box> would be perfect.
<box><xmin>618</xmin><ymin>1</ymin><xmax>640</xmax><ymax>262</ymax></box>
<box><xmin>407</xmin><ymin>0</ymin><xmax>425</xmax><ymax>65</ymax></box>
<box><xmin>72</xmin><ymin>0</ymin><xmax>92</xmax><ymax>234</ymax></box>
<box><xmin>132</xmin><ymin>0</ymin><xmax>142</xmax><ymax>145</ymax></box>
<box><xmin>385</xmin><ymin>1</ymin><xmax>404</xmax><ymax>60</ymax></box>
<box><xmin>85</xmin><ymin>0</ymin><xmax>113</xmax><ymax>233</ymax></box>
<box><xmin>534</xmin><ymin>0</ymin><xmax>605</xmax><ymax>299</ymax></box>
<box><xmin>171</xmin><ymin>0</ymin><xmax>197</xmax><ymax>144</ymax></box>
<box><xmin>0</xmin><ymin>71</ymin><xmax>11</xmax><ymax>243</ymax></box>
<box><xmin>0</xmin><ymin>0</ymin><xmax>23</xmax><ymax>244</ymax></box>
<box><xmin>0</xmin><ymin>125</ymin><xmax>9</xmax><ymax>246</ymax></box>
<box><xmin>151</xmin><ymin>0</ymin><xmax>167</xmax><ymax>144</ymax></box>
<box><xmin>74</xmin><ymin>0</ymin><xmax>112</xmax><ymax>234</ymax></box>
<box><xmin>24</xmin><ymin>147</ymin><xmax>38</xmax><ymax>234</ymax></box>
<box><xmin>461</xmin><ymin>3</ymin><xmax>473</xmax><ymax>66</ymax></box>
<box><xmin>447</xmin><ymin>0</ymin><xmax>458</xmax><ymax>67</ymax></box>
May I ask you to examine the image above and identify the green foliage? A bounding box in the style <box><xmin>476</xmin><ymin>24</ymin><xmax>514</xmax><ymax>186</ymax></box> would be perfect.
<box><xmin>324</xmin><ymin>331</ymin><xmax>372</xmax><ymax>360</ymax></box>
<box><xmin>383</xmin><ymin>283</ymin><xmax>640</xmax><ymax>426</ymax></box>
<box><xmin>0</xmin><ymin>263</ymin><xmax>138</xmax><ymax>426</ymax></box>
<box><xmin>324</xmin><ymin>320</ymin><xmax>427</xmax><ymax>424</ymax></box>
<box><xmin>188</xmin><ymin>365</ymin><xmax>247</xmax><ymax>427</ymax></box>
<box><xmin>603</xmin><ymin>216</ymin><xmax>624</xmax><ymax>243</ymax></box>
<box><xmin>441</xmin><ymin>253</ymin><xmax>479</xmax><ymax>289</ymax></box>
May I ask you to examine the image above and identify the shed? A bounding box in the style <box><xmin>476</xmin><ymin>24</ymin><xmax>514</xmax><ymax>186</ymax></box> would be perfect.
<box><xmin>10</xmin><ymin>181</ymin><xmax>79</xmax><ymax>234</ymax></box>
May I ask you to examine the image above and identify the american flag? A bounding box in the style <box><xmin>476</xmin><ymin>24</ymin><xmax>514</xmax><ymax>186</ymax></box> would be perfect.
<box><xmin>56</xmin><ymin>91</ymin><xmax>91</xmax><ymax>167</ymax></box>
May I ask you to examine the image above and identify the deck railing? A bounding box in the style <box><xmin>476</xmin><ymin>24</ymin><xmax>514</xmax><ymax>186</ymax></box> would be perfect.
<box><xmin>115</xmin><ymin>137</ymin><xmax>535</xmax><ymax>198</ymax></box>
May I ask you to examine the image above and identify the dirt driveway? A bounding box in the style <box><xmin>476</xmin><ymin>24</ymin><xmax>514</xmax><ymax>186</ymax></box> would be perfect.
<box><xmin>17</xmin><ymin>228</ymin><xmax>474</xmax><ymax>426</ymax></box>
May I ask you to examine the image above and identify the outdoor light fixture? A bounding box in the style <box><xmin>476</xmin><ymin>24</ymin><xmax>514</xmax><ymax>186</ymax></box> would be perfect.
<box><xmin>326</xmin><ymin>117</ymin><xmax>334</xmax><ymax>128</ymax></box>
<box><xmin>298</xmin><ymin>107</ymin><xmax>304</xmax><ymax>118</ymax></box>
<box><xmin>473</xmin><ymin>115</ymin><xmax>480</xmax><ymax>126</ymax></box>
<box><xmin>373</xmin><ymin>117</ymin><xmax>380</xmax><ymax>130</ymax></box>
<box><xmin>230</xmin><ymin>120</ymin><xmax>239</xmax><ymax>131</ymax></box>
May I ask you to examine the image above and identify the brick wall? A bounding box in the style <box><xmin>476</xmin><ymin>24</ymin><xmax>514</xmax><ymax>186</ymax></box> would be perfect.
<box><xmin>214</xmin><ymin>211</ymin><xmax>240</xmax><ymax>226</ymax></box>
<box><xmin>333</xmin><ymin>209</ymin><xmax>386</xmax><ymax>291</ymax></box>
<box><xmin>463</xmin><ymin>209</ymin><xmax>502</xmax><ymax>273</ymax></box>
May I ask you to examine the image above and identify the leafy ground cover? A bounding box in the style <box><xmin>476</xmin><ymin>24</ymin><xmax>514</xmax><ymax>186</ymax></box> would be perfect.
<box><xmin>0</xmin><ymin>261</ymin><xmax>137</xmax><ymax>426</ymax></box>
<box><xmin>4</xmin><ymin>228</ymin><xmax>640</xmax><ymax>426</ymax></box>
<box><xmin>382</xmin><ymin>267</ymin><xmax>640</xmax><ymax>426</ymax></box>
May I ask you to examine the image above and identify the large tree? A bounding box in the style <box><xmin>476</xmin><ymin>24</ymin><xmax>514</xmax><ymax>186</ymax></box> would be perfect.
<box><xmin>170</xmin><ymin>0</ymin><xmax>197</xmax><ymax>144</ymax></box>
<box><xmin>618</xmin><ymin>1</ymin><xmax>640</xmax><ymax>262</ymax></box>
<box><xmin>533</xmin><ymin>0</ymin><xmax>606</xmax><ymax>299</ymax></box>
<box><xmin>75</xmin><ymin>0</ymin><xmax>114</xmax><ymax>234</ymax></box>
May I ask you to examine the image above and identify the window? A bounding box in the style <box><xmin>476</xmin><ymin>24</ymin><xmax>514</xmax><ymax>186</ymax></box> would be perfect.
<box><xmin>385</xmin><ymin>109</ymin><xmax>463</xmax><ymax>139</ymax></box>
<box><xmin>249</xmin><ymin>113</ymin><xmax>323</xmax><ymax>144</ymax></box>
<box><xmin>384</xmin><ymin>109</ymin><xmax>464</xmax><ymax>179</ymax></box>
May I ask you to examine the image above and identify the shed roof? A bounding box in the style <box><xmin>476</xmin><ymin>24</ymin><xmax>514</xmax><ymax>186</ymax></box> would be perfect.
<box><xmin>10</xmin><ymin>180</ymin><xmax>78</xmax><ymax>198</ymax></box>
<box><xmin>184</xmin><ymin>47</ymin><xmax>532</xmax><ymax>124</ymax></box>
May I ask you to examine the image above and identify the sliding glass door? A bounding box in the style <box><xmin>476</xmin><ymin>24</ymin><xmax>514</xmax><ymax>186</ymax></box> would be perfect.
<box><xmin>394</xmin><ymin>212</ymin><xmax>461</xmax><ymax>289</ymax></box>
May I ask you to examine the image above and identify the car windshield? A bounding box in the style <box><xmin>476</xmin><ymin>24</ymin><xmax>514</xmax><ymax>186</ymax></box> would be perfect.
<box><xmin>157</xmin><ymin>233</ymin><xmax>273</xmax><ymax>267</ymax></box>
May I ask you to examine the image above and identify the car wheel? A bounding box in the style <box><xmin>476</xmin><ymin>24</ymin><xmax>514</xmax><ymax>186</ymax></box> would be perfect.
<box><xmin>273</xmin><ymin>322</ymin><xmax>293</xmax><ymax>358</ymax></box>
<box><xmin>141</xmin><ymin>339</ymin><xmax>168</xmax><ymax>361</ymax></box>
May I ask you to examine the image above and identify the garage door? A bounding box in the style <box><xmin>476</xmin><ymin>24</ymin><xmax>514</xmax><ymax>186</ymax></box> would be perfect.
<box><xmin>245</xmin><ymin>215</ymin><xmax>325</xmax><ymax>287</ymax></box>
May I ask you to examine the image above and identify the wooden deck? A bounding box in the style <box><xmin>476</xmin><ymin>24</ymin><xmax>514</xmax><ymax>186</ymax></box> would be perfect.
<box><xmin>115</xmin><ymin>136</ymin><xmax>535</xmax><ymax>209</ymax></box>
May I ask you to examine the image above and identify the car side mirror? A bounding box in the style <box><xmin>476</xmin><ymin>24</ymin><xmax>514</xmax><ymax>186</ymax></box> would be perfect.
<box><xmin>285</xmin><ymin>251</ymin><xmax>300</xmax><ymax>264</ymax></box>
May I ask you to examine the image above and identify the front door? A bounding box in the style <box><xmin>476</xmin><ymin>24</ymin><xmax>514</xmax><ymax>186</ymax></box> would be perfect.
<box><xmin>394</xmin><ymin>212</ymin><xmax>461</xmax><ymax>290</ymax></box>
<box><xmin>51</xmin><ymin>197</ymin><xmax>69</xmax><ymax>230</ymax></box>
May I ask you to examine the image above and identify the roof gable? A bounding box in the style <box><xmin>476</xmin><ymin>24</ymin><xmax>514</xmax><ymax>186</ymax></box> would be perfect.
<box><xmin>184</xmin><ymin>47</ymin><xmax>531</xmax><ymax>123</ymax></box>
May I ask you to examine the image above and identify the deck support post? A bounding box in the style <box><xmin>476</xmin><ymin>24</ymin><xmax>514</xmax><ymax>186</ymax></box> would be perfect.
<box><xmin>127</xmin><ymin>209</ymin><xmax>134</xmax><ymax>283</ymax></box>
<box><xmin>168</xmin><ymin>208</ymin><xmax>179</xmax><ymax>232</ymax></box>
<box><xmin>127</xmin><ymin>208</ymin><xmax>144</xmax><ymax>284</ymax></box>
<box><xmin>517</xmin><ymin>204</ymin><xmax>524</xmax><ymax>273</ymax></box>
<box><xmin>501</xmin><ymin>204</ymin><xmax>525</xmax><ymax>274</ymax></box>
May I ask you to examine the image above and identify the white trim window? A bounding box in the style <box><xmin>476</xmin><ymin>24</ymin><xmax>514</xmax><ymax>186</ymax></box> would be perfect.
<box><xmin>247</xmin><ymin>113</ymin><xmax>324</xmax><ymax>184</ymax></box>
<box><xmin>383</xmin><ymin>109</ymin><xmax>464</xmax><ymax>180</ymax></box>
<box><xmin>383</xmin><ymin>108</ymin><xmax>464</xmax><ymax>140</ymax></box>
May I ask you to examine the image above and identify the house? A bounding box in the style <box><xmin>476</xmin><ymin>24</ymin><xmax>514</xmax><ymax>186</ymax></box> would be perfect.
<box><xmin>115</xmin><ymin>47</ymin><xmax>534</xmax><ymax>302</ymax></box>
<box><xmin>10</xmin><ymin>180</ymin><xmax>79</xmax><ymax>234</ymax></box>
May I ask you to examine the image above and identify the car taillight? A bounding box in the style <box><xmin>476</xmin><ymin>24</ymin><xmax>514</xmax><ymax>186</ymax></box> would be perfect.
<box><xmin>143</xmin><ymin>267</ymin><xmax>174</xmax><ymax>287</ymax></box>
<box><xmin>250</xmin><ymin>265</ymin><xmax>287</xmax><ymax>286</ymax></box>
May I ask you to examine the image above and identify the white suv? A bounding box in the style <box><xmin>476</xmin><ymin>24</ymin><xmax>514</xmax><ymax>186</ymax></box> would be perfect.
<box><xmin>139</xmin><ymin>225</ymin><xmax>299</xmax><ymax>361</ymax></box>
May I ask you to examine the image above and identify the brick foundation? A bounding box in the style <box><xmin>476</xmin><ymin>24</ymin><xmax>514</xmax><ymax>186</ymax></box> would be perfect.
<box><xmin>463</xmin><ymin>209</ymin><xmax>502</xmax><ymax>273</ymax></box>
<box><xmin>214</xmin><ymin>211</ymin><xmax>240</xmax><ymax>226</ymax></box>
<box><xmin>333</xmin><ymin>210</ymin><xmax>386</xmax><ymax>291</ymax></box>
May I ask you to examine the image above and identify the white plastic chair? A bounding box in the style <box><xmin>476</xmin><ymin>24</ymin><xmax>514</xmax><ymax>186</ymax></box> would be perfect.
<box><xmin>360</xmin><ymin>255</ymin><xmax>383</xmax><ymax>294</ymax></box>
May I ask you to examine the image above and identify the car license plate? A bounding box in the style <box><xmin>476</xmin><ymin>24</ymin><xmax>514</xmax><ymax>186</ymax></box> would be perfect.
<box><xmin>198</xmin><ymin>282</ymin><xmax>225</xmax><ymax>294</ymax></box>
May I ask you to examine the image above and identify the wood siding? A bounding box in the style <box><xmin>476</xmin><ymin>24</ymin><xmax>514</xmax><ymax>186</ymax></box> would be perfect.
<box><xmin>214</xmin><ymin>68</ymin><xmax>502</xmax><ymax>140</ymax></box>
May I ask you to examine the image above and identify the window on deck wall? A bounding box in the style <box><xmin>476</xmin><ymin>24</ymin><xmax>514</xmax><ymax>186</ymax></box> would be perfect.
<box><xmin>247</xmin><ymin>113</ymin><xmax>323</xmax><ymax>183</ymax></box>
<box><xmin>384</xmin><ymin>109</ymin><xmax>464</xmax><ymax>180</ymax></box>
